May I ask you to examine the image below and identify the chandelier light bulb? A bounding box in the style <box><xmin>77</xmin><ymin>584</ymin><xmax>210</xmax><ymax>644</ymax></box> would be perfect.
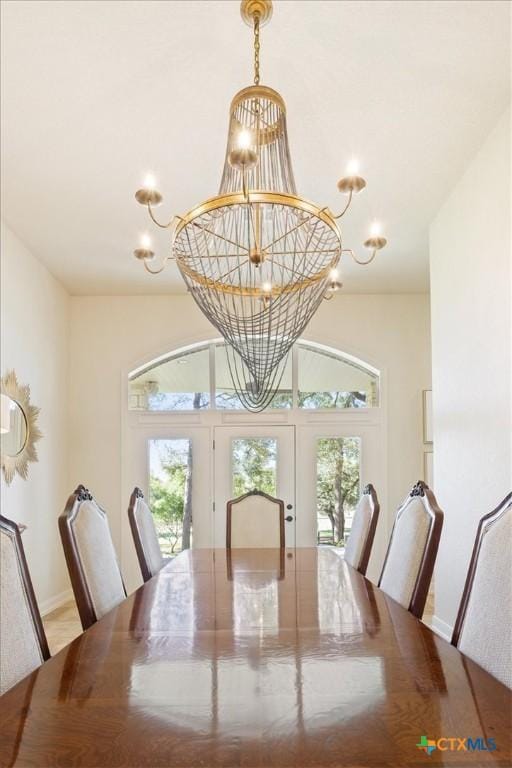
<box><xmin>228</xmin><ymin>129</ymin><xmax>258</xmax><ymax>173</ymax></box>
<box><xmin>143</xmin><ymin>173</ymin><xmax>156</xmax><ymax>190</ymax></box>
<box><xmin>337</xmin><ymin>159</ymin><xmax>366</xmax><ymax>195</ymax></box>
<box><xmin>135</xmin><ymin>174</ymin><xmax>162</xmax><ymax>207</ymax></box>
<box><xmin>363</xmin><ymin>220</ymin><xmax>387</xmax><ymax>255</ymax></box>
<box><xmin>324</xmin><ymin>265</ymin><xmax>343</xmax><ymax>300</ymax></box>
<box><xmin>236</xmin><ymin>130</ymin><xmax>252</xmax><ymax>150</ymax></box>
<box><xmin>370</xmin><ymin>221</ymin><xmax>382</xmax><ymax>237</ymax></box>
<box><xmin>134</xmin><ymin>232</ymin><xmax>155</xmax><ymax>261</ymax></box>
<box><xmin>346</xmin><ymin>159</ymin><xmax>360</xmax><ymax>176</ymax></box>
<box><xmin>261</xmin><ymin>281</ymin><xmax>272</xmax><ymax>293</ymax></box>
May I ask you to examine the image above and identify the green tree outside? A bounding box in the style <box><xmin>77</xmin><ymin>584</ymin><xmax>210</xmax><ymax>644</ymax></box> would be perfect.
<box><xmin>232</xmin><ymin>438</ymin><xmax>277</xmax><ymax>497</ymax></box>
<box><xmin>149</xmin><ymin>441</ymin><xmax>190</xmax><ymax>555</ymax></box>
<box><xmin>316</xmin><ymin>437</ymin><xmax>360</xmax><ymax>546</ymax></box>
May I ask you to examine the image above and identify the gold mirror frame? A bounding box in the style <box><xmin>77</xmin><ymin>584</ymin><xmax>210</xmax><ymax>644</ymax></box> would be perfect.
<box><xmin>1</xmin><ymin>370</ymin><xmax>42</xmax><ymax>485</ymax></box>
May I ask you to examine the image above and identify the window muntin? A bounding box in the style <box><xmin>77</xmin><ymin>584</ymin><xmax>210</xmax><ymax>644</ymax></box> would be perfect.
<box><xmin>129</xmin><ymin>341</ymin><xmax>379</xmax><ymax>411</ymax></box>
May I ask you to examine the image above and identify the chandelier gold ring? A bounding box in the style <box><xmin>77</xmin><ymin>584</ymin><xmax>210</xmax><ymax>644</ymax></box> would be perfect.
<box><xmin>174</xmin><ymin>191</ymin><xmax>340</xmax><ymax>238</ymax></box>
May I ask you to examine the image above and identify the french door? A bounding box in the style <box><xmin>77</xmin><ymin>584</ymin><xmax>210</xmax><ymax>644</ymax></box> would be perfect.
<box><xmin>122</xmin><ymin>424</ymin><xmax>211</xmax><ymax>593</ymax></box>
<box><xmin>213</xmin><ymin>425</ymin><xmax>296</xmax><ymax>548</ymax></box>
<box><xmin>296</xmin><ymin>422</ymin><xmax>385</xmax><ymax>580</ymax></box>
<box><xmin>122</xmin><ymin>416</ymin><xmax>384</xmax><ymax>588</ymax></box>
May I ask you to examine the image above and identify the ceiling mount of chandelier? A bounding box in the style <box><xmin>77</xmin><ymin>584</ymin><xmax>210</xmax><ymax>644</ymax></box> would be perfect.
<box><xmin>133</xmin><ymin>0</ymin><xmax>387</xmax><ymax>412</ymax></box>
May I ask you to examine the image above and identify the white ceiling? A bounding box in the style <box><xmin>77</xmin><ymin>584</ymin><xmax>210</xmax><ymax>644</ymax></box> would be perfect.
<box><xmin>1</xmin><ymin>0</ymin><xmax>510</xmax><ymax>295</ymax></box>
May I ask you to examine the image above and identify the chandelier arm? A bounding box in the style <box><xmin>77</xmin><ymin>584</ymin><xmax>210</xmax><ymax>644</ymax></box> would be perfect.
<box><xmin>343</xmin><ymin>247</ymin><xmax>378</xmax><ymax>266</ymax></box>
<box><xmin>328</xmin><ymin>190</ymin><xmax>353</xmax><ymax>220</ymax></box>
<box><xmin>147</xmin><ymin>204</ymin><xmax>180</xmax><ymax>230</ymax></box>
<box><xmin>143</xmin><ymin>257</ymin><xmax>170</xmax><ymax>275</ymax></box>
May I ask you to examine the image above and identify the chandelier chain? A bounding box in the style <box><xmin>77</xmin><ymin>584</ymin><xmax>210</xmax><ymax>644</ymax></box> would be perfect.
<box><xmin>253</xmin><ymin>13</ymin><xmax>261</xmax><ymax>85</ymax></box>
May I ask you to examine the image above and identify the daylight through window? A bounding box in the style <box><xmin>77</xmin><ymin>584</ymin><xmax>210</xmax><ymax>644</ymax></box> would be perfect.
<box><xmin>129</xmin><ymin>341</ymin><xmax>379</xmax><ymax>412</ymax></box>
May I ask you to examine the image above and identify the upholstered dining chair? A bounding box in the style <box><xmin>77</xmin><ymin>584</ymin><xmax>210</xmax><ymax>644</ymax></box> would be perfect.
<box><xmin>378</xmin><ymin>481</ymin><xmax>443</xmax><ymax>618</ymax></box>
<box><xmin>226</xmin><ymin>489</ymin><xmax>285</xmax><ymax>548</ymax></box>
<box><xmin>128</xmin><ymin>487</ymin><xmax>165</xmax><ymax>582</ymax></box>
<box><xmin>344</xmin><ymin>483</ymin><xmax>380</xmax><ymax>576</ymax></box>
<box><xmin>451</xmin><ymin>492</ymin><xmax>512</xmax><ymax>689</ymax></box>
<box><xmin>0</xmin><ymin>515</ymin><xmax>50</xmax><ymax>695</ymax></box>
<box><xmin>59</xmin><ymin>485</ymin><xmax>126</xmax><ymax>630</ymax></box>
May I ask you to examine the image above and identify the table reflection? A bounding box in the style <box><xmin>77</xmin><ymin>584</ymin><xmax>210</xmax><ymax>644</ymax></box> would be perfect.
<box><xmin>125</xmin><ymin>550</ymin><xmax>389</xmax><ymax>741</ymax></box>
<box><xmin>317</xmin><ymin>552</ymin><xmax>381</xmax><ymax>632</ymax></box>
<box><xmin>2</xmin><ymin>548</ymin><xmax>509</xmax><ymax>768</ymax></box>
<box><xmin>385</xmin><ymin>597</ymin><xmax>447</xmax><ymax>694</ymax></box>
<box><xmin>227</xmin><ymin>548</ymin><xmax>285</xmax><ymax>635</ymax></box>
<box><xmin>226</xmin><ymin>547</ymin><xmax>285</xmax><ymax>580</ymax></box>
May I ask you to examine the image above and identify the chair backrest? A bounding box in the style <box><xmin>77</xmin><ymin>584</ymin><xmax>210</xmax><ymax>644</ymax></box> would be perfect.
<box><xmin>128</xmin><ymin>487</ymin><xmax>164</xmax><ymax>582</ymax></box>
<box><xmin>0</xmin><ymin>515</ymin><xmax>50</xmax><ymax>695</ymax></box>
<box><xmin>452</xmin><ymin>493</ymin><xmax>512</xmax><ymax>689</ymax></box>
<box><xmin>344</xmin><ymin>483</ymin><xmax>380</xmax><ymax>575</ymax></box>
<box><xmin>226</xmin><ymin>489</ymin><xmax>284</xmax><ymax>549</ymax></box>
<box><xmin>379</xmin><ymin>481</ymin><xmax>444</xmax><ymax>618</ymax></box>
<box><xmin>59</xmin><ymin>486</ymin><xmax>126</xmax><ymax>630</ymax></box>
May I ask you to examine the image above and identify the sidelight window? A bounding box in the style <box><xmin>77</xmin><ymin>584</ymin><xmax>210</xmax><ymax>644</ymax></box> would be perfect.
<box><xmin>148</xmin><ymin>438</ymin><xmax>193</xmax><ymax>555</ymax></box>
<box><xmin>316</xmin><ymin>437</ymin><xmax>361</xmax><ymax>547</ymax></box>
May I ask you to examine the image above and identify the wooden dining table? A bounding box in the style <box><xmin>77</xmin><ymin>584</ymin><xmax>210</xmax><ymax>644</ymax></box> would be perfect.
<box><xmin>1</xmin><ymin>547</ymin><xmax>510</xmax><ymax>767</ymax></box>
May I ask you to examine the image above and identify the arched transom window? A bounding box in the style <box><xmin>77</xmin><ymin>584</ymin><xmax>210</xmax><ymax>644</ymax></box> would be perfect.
<box><xmin>128</xmin><ymin>340</ymin><xmax>379</xmax><ymax>411</ymax></box>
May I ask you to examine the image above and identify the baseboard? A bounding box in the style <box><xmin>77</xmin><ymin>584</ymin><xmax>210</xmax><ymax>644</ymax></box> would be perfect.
<box><xmin>39</xmin><ymin>588</ymin><xmax>73</xmax><ymax>617</ymax></box>
<box><xmin>431</xmin><ymin>614</ymin><xmax>453</xmax><ymax>642</ymax></box>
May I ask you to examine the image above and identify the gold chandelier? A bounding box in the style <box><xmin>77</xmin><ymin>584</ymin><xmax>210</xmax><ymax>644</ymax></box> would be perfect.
<box><xmin>133</xmin><ymin>0</ymin><xmax>387</xmax><ymax>411</ymax></box>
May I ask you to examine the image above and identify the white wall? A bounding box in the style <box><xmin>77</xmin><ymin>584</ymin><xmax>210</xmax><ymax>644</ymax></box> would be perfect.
<box><xmin>69</xmin><ymin>292</ymin><xmax>431</xmax><ymax>577</ymax></box>
<box><xmin>0</xmin><ymin>223</ymin><xmax>71</xmax><ymax>613</ymax></box>
<box><xmin>430</xmin><ymin>108</ymin><xmax>511</xmax><ymax>638</ymax></box>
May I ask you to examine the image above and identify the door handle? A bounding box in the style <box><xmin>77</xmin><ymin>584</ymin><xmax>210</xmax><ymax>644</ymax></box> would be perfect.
<box><xmin>286</xmin><ymin>504</ymin><xmax>293</xmax><ymax>510</ymax></box>
<box><xmin>285</xmin><ymin>515</ymin><xmax>294</xmax><ymax>522</ymax></box>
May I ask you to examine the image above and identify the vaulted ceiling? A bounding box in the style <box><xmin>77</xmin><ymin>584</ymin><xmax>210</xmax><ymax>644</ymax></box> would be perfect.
<box><xmin>1</xmin><ymin>0</ymin><xmax>510</xmax><ymax>295</ymax></box>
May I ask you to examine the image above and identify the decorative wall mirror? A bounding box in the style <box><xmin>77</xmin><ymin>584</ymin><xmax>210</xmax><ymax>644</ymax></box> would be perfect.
<box><xmin>1</xmin><ymin>370</ymin><xmax>42</xmax><ymax>485</ymax></box>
